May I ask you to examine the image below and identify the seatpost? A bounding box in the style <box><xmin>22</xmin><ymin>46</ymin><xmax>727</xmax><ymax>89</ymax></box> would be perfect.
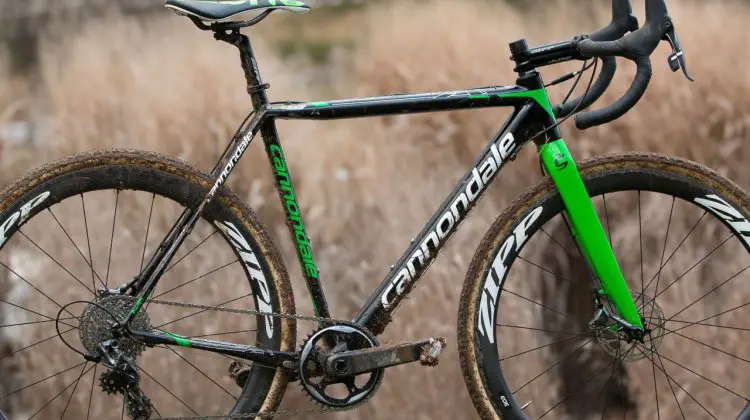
<box><xmin>214</xmin><ymin>30</ymin><xmax>271</xmax><ymax>111</ymax></box>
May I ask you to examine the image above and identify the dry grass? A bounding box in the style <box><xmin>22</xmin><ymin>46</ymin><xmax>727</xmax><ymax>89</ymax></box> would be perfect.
<box><xmin>1</xmin><ymin>0</ymin><xmax>749</xmax><ymax>419</ymax></box>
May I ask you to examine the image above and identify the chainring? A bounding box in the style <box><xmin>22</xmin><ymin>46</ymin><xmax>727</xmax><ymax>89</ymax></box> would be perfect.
<box><xmin>298</xmin><ymin>324</ymin><xmax>384</xmax><ymax>409</ymax></box>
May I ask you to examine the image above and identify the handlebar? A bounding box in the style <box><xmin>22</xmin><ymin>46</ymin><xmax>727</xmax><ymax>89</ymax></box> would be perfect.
<box><xmin>554</xmin><ymin>0</ymin><xmax>639</xmax><ymax>119</ymax></box>
<box><xmin>544</xmin><ymin>0</ymin><xmax>693</xmax><ymax>129</ymax></box>
<box><xmin>572</xmin><ymin>0</ymin><xmax>693</xmax><ymax>129</ymax></box>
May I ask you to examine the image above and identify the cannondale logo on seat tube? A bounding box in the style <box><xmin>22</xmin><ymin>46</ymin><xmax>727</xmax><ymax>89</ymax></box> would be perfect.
<box><xmin>477</xmin><ymin>206</ymin><xmax>543</xmax><ymax>344</ymax></box>
<box><xmin>695</xmin><ymin>194</ymin><xmax>750</xmax><ymax>247</ymax></box>
<box><xmin>380</xmin><ymin>132</ymin><xmax>517</xmax><ymax>310</ymax></box>
<box><xmin>217</xmin><ymin>221</ymin><xmax>274</xmax><ymax>338</ymax></box>
<box><xmin>269</xmin><ymin>144</ymin><xmax>319</xmax><ymax>279</ymax></box>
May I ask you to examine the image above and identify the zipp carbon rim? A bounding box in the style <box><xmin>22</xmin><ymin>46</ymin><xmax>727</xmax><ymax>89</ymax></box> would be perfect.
<box><xmin>0</xmin><ymin>150</ymin><xmax>295</xmax><ymax>419</ymax></box>
<box><xmin>459</xmin><ymin>152</ymin><xmax>750</xmax><ymax>419</ymax></box>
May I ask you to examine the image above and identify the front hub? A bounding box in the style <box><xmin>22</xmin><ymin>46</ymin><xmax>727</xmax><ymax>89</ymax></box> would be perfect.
<box><xmin>595</xmin><ymin>293</ymin><xmax>666</xmax><ymax>362</ymax></box>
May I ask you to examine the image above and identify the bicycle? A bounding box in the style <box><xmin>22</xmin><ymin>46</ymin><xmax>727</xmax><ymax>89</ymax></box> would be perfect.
<box><xmin>0</xmin><ymin>0</ymin><xmax>748</xmax><ymax>418</ymax></box>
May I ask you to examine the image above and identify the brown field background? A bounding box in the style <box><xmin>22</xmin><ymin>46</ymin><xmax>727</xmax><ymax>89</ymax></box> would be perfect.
<box><xmin>0</xmin><ymin>0</ymin><xmax>749</xmax><ymax>419</ymax></box>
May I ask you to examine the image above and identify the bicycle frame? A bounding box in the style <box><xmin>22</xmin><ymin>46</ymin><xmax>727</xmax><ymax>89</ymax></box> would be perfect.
<box><xmin>126</xmin><ymin>31</ymin><xmax>643</xmax><ymax>364</ymax></box>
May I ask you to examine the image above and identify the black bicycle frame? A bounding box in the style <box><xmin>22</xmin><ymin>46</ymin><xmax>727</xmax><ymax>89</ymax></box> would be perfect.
<box><xmin>126</xmin><ymin>31</ymin><xmax>559</xmax><ymax>363</ymax></box>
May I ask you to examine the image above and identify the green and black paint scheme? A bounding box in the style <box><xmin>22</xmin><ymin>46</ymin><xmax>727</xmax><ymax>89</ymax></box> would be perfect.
<box><xmin>125</xmin><ymin>29</ymin><xmax>644</xmax><ymax>363</ymax></box>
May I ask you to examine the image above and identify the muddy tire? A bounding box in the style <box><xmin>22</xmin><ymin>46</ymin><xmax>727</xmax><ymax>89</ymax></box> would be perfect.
<box><xmin>459</xmin><ymin>153</ymin><xmax>750</xmax><ymax>419</ymax></box>
<box><xmin>0</xmin><ymin>149</ymin><xmax>295</xmax><ymax>418</ymax></box>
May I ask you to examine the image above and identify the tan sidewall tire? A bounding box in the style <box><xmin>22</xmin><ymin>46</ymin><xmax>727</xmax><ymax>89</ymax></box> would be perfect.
<box><xmin>0</xmin><ymin>149</ymin><xmax>296</xmax><ymax>416</ymax></box>
<box><xmin>457</xmin><ymin>152</ymin><xmax>750</xmax><ymax>419</ymax></box>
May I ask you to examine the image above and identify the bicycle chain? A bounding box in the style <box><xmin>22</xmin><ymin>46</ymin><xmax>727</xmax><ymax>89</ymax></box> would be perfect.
<box><xmin>118</xmin><ymin>295</ymin><xmax>361</xmax><ymax>420</ymax></box>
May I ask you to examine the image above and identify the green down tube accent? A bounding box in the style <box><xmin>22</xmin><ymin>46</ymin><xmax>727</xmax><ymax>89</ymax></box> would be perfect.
<box><xmin>539</xmin><ymin>139</ymin><xmax>644</xmax><ymax>331</ymax></box>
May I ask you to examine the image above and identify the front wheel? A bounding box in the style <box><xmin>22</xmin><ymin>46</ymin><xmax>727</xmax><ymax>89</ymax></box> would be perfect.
<box><xmin>459</xmin><ymin>152</ymin><xmax>750</xmax><ymax>419</ymax></box>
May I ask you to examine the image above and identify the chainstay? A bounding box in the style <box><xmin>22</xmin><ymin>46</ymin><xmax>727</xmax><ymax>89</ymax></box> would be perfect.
<box><xmin>118</xmin><ymin>295</ymin><xmax>366</xmax><ymax>419</ymax></box>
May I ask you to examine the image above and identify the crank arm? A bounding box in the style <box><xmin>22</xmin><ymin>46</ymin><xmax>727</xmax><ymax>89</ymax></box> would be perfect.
<box><xmin>325</xmin><ymin>337</ymin><xmax>446</xmax><ymax>377</ymax></box>
<box><xmin>131</xmin><ymin>329</ymin><xmax>297</xmax><ymax>367</ymax></box>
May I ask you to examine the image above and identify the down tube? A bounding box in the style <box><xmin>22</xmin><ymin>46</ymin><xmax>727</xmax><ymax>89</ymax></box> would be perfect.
<box><xmin>354</xmin><ymin>104</ymin><xmax>534</xmax><ymax>335</ymax></box>
<box><xmin>539</xmin><ymin>139</ymin><xmax>644</xmax><ymax>330</ymax></box>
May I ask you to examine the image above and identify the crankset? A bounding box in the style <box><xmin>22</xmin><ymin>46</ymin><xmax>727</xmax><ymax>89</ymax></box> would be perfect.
<box><xmin>58</xmin><ymin>293</ymin><xmax>451</xmax><ymax>418</ymax></box>
<box><xmin>325</xmin><ymin>336</ymin><xmax>447</xmax><ymax>377</ymax></box>
<box><xmin>298</xmin><ymin>323</ymin><xmax>447</xmax><ymax>408</ymax></box>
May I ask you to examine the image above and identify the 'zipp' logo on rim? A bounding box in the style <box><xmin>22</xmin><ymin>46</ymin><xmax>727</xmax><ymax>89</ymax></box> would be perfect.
<box><xmin>0</xmin><ymin>191</ymin><xmax>51</xmax><ymax>248</ymax></box>
<box><xmin>695</xmin><ymin>194</ymin><xmax>750</xmax><ymax>247</ymax></box>
<box><xmin>477</xmin><ymin>206</ymin><xmax>543</xmax><ymax>344</ymax></box>
<box><xmin>217</xmin><ymin>221</ymin><xmax>275</xmax><ymax>338</ymax></box>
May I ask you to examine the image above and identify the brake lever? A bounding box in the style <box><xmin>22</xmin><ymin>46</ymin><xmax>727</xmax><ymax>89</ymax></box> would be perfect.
<box><xmin>662</xmin><ymin>21</ymin><xmax>694</xmax><ymax>81</ymax></box>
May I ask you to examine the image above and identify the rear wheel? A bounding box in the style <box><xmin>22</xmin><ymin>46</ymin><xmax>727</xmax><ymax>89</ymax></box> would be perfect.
<box><xmin>459</xmin><ymin>153</ymin><xmax>750</xmax><ymax>419</ymax></box>
<box><xmin>0</xmin><ymin>149</ymin><xmax>296</xmax><ymax>419</ymax></box>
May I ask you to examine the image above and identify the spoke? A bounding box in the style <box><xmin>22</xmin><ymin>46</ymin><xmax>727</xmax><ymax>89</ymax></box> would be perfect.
<box><xmin>85</xmin><ymin>365</ymin><xmax>97</xmax><ymax>420</ymax></box>
<box><xmin>59</xmin><ymin>362</ymin><xmax>91</xmax><ymax>420</ymax></box>
<box><xmin>155</xmin><ymin>293</ymin><xmax>251</xmax><ymax>329</ymax></box>
<box><xmin>649</xmin><ymin>197</ymin><xmax>675</xmax><ymax>320</ymax></box>
<box><xmin>18</xmin><ymin>230</ymin><xmax>95</xmax><ymax>296</ymax></box>
<box><xmin>579</xmin><ymin>344</ymin><xmax>623</xmax><ymax>420</ymax></box>
<box><xmin>140</xmin><ymin>193</ymin><xmax>156</xmax><ymax>271</ymax></box>
<box><xmin>655</xmin><ymin>350</ymin><xmax>747</xmax><ymax>401</ymax></box>
<box><xmin>654</xmin><ymin>351</ymin><xmax>686</xmax><ymax>420</ymax></box>
<box><xmin>81</xmin><ymin>194</ymin><xmax>97</xmax><ymax>294</ymax></box>
<box><xmin>669</xmin><ymin>319</ymin><xmax>749</xmax><ymax>332</ymax></box>
<box><xmin>513</xmin><ymin>338</ymin><xmax>595</xmax><ymax>394</ymax></box>
<box><xmin>496</xmin><ymin>323</ymin><xmax>591</xmax><ymax>337</ymax></box>
<box><xmin>503</xmin><ymin>289</ymin><xmax>578</xmax><ymax>320</ymax></box>
<box><xmin>517</xmin><ymin>256</ymin><xmax>576</xmax><ymax>286</ymax></box>
<box><xmin>154</xmin><ymin>259</ymin><xmax>239</xmax><ymax>299</ymax></box>
<box><xmin>598</xmin><ymin>341</ymin><xmax>624</xmax><ymax>420</ymax></box>
<box><xmin>647</xmin><ymin>235</ymin><xmax>734</xmax><ymax>305</ymax></box>
<box><xmin>47</xmin><ymin>208</ymin><xmax>106</xmax><ymax>289</ymax></box>
<box><xmin>0</xmin><ymin>326</ymin><xmax>77</xmax><ymax>362</ymax></box>
<box><xmin>663</xmin><ymin>264</ymin><xmax>749</xmax><ymax>325</ymax></box>
<box><xmin>164</xmin><ymin>347</ymin><xmax>237</xmax><ymax>400</ymax></box>
<box><xmin>105</xmin><ymin>190</ymin><xmax>120</xmax><ymax>288</ymax></box>
<box><xmin>662</xmin><ymin>325</ymin><xmax>750</xmax><ymax>364</ymax></box>
<box><xmin>640</xmin><ymin>211</ymin><xmax>708</xmax><ymax>296</ymax></box>
<box><xmin>0</xmin><ymin>261</ymin><xmax>79</xmax><ymax>320</ymax></box>
<box><xmin>500</xmin><ymin>333</ymin><xmax>589</xmax><ymax>362</ymax></box>
<box><xmin>538</xmin><ymin>346</ymin><xmax>634</xmax><ymax>419</ymax></box>
<box><xmin>0</xmin><ymin>316</ymin><xmax>76</xmax><ymax>329</ymax></box>
<box><xmin>540</xmin><ymin>226</ymin><xmax>580</xmax><ymax>260</ymax></box>
<box><xmin>620</xmin><ymin>348</ymin><xmax>633</xmax><ymax>420</ymax></box>
<box><xmin>0</xmin><ymin>361</ymin><xmax>86</xmax><ymax>399</ymax></box>
<box><xmin>652</xmin><ymin>343</ymin><xmax>661</xmax><ymax>419</ymax></box>
<box><xmin>162</xmin><ymin>230</ymin><xmax>219</xmax><ymax>276</ymax></box>
<box><xmin>189</xmin><ymin>328</ymin><xmax>258</xmax><ymax>339</ymax></box>
<box><xmin>136</xmin><ymin>363</ymin><xmax>199</xmax><ymax>415</ymax></box>
<box><xmin>660</xmin><ymin>301</ymin><xmax>750</xmax><ymax>338</ymax></box>
<box><xmin>151</xmin><ymin>403</ymin><xmax>163</xmax><ymax>419</ymax></box>
<box><xmin>27</xmin><ymin>363</ymin><xmax>94</xmax><ymax>420</ymax></box>
<box><xmin>0</xmin><ymin>298</ymin><xmax>77</xmax><ymax>329</ymax></box>
<box><xmin>639</xmin><ymin>191</ymin><xmax>645</xmax><ymax>299</ymax></box>
<box><xmin>639</xmin><ymin>345</ymin><xmax>719</xmax><ymax>420</ymax></box>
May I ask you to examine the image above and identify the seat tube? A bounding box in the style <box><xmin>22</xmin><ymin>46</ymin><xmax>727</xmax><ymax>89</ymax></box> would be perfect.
<box><xmin>539</xmin><ymin>139</ymin><xmax>644</xmax><ymax>330</ymax></box>
<box><xmin>230</xmin><ymin>32</ymin><xmax>332</xmax><ymax>322</ymax></box>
